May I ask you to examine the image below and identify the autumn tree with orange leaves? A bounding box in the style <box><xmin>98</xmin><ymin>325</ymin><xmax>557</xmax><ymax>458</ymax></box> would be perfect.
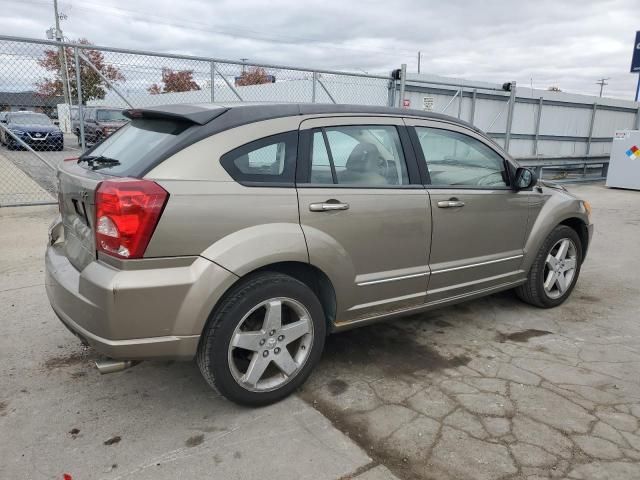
<box><xmin>148</xmin><ymin>68</ymin><xmax>201</xmax><ymax>94</ymax></box>
<box><xmin>36</xmin><ymin>38</ymin><xmax>124</xmax><ymax>103</ymax></box>
<box><xmin>235</xmin><ymin>67</ymin><xmax>273</xmax><ymax>86</ymax></box>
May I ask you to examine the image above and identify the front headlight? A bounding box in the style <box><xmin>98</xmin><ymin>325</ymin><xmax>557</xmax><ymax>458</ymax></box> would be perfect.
<box><xmin>10</xmin><ymin>129</ymin><xmax>25</xmax><ymax>135</ymax></box>
<box><xmin>582</xmin><ymin>200</ymin><xmax>592</xmax><ymax>221</ymax></box>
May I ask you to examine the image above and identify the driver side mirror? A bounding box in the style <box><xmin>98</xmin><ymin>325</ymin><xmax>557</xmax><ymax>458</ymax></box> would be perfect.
<box><xmin>514</xmin><ymin>167</ymin><xmax>536</xmax><ymax>190</ymax></box>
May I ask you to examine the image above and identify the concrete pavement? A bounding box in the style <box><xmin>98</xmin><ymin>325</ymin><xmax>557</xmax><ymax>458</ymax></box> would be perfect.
<box><xmin>0</xmin><ymin>205</ymin><xmax>381</xmax><ymax>480</ymax></box>
<box><xmin>2</xmin><ymin>183</ymin><xmax>640</xmax><ymax>479</ymax></box>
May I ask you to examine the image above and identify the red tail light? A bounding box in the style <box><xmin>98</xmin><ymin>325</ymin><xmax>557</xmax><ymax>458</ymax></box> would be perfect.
<box><xmin>95</xmin><ymin>178</ymin><xmax>168</xmax><ymax>259</ymax></box>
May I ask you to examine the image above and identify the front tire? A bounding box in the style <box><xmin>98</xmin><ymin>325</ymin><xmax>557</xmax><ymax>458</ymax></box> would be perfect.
<box><xmin>197</xmin><ymin>272</ymin><xmax>326</xmax><ymax>406</ymax></box>
<box><xmin>516</xmin><ymin>225</ymin><xmax>582</xmax><ymax>308</ymax></box>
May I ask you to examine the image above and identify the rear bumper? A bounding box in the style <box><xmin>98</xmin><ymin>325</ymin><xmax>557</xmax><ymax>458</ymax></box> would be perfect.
<box><xmin>45</xmin><ymin>243</ymin><xmax>238</xmax><ymax>360</ymax></box>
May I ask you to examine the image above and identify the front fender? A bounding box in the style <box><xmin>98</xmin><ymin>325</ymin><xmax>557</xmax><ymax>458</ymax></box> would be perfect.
<box><xmin>522</xmin><ymin>190</ymin><xmax>590</xmax><ymax>273</ymax></box>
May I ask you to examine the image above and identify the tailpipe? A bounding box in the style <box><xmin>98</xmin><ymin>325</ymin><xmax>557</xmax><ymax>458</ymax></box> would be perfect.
<box><xmin>95</xmin><ymin>358</ymin><xmax>139</xmax><ymax>374</ymax></box>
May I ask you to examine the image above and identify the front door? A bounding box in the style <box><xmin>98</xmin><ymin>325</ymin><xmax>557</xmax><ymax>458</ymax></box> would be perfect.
<box><xmin>296</xmin><ymin>117</ymin><xmax>431</xmax><ymax>325</ymax></box>
<box><xmin>406</xmin><ymin>119</ymin><xmax>531</xmax><ymax>303</ymax></box>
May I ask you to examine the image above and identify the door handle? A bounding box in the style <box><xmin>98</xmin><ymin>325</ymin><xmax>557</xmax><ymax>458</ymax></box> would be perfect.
<box><xmin>437</xmin><ymin>199</ymin><xmax>465</xmax><ymax>208</ymax></box>
<box><xmin>309</xmin><ymin>202</ymin><xmax>350</xmax><ymax>212</ymax></box>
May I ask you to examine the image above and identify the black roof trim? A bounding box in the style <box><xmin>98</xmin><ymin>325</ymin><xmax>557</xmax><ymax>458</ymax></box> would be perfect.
<box><xmin>123</xmin><ymin>104</ymin><xmax>229</xmax><ymax>125</ymax></box>
<box><xmin>127</xmin><ymin>102</ymin><xmax>477</xmax><ymax>130</ymax></box>
<box><xmin>124</xmin><ymin>103</ymin><xmax>484</xmax><ymax>178</ymax></box>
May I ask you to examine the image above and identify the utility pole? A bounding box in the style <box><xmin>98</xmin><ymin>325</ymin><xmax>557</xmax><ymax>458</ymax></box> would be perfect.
<box><xmin>417</xmin><ymin>51</ymin><xmax>421</xmax><ymax>74</ymax></box>
<box><xmin>53</xmin><ymin>0</ymin><xmax>70</xmax><ymax>105</ymax></box>
<box><xmin>240</xmin><ymin>58</ymin><xmax>248</xmax><ymax>74</ymax></box>
<box><xmin>596</xmin><ymin>77</ymin><xmax>609</xmax><ymax>98</ymax></box>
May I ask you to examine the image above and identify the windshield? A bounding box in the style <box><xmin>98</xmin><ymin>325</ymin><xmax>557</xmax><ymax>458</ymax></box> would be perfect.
<box><xmin>96</xmin><ymin>109</ymin><xmax>128</xmax><ymax>122</ymax></box>
<box><xmin>9</xmin><ymin>113</ymin><xmax>52</xmax><ymax>125</ymax></box>
<box><xmin>79</xmin><ymin>118</ymin><xmax>190</xmax><ymax>174</ymax></box>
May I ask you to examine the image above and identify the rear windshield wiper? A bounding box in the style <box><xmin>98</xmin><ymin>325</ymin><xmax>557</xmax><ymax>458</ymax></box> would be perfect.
<box><xmin>78</xmin><ymin>155</ymin><xmax>121</xmax><ymax>170</ymax></box>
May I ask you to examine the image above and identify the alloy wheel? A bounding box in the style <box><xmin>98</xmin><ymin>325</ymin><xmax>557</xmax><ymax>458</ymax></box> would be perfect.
<box><xmin>543</xmin><ymin>238</ymin><xmax>578</xmax><ymax>299</ymax></box>
<box><xmin>227</xmin><ymin>297</ymin><xmax>314</xmax><ymax>392</ymax></box>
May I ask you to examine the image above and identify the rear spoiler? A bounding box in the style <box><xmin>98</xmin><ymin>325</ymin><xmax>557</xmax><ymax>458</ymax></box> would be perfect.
<box><xmin>123</xmin><ymin>104</ymin><xmax>229</xmax><ymax>125</ymax></box>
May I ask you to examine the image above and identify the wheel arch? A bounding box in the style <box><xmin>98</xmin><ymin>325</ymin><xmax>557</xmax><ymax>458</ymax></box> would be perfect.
<box><xmin>559</xmin><ymin>217</ymin><xmax>589</xmax><ymax>261</ymax></box>
<box><xmin>201</xmin><ymin>261</ymin><xmax>337</xmax><ymax>340</ymax></box>
<box><xmin>251</xmin><ymin>261</ymin><xmax>337</xmax><ymax>331</ymax></box>
<box><xmin>522</xmin><ymin>192</ymin><xmax>590</xmax><ymax>274</ymax></box>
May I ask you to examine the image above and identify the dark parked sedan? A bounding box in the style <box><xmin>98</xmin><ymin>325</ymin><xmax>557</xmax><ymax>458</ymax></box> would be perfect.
<box><xmin>4</xmin><ymin>112</ymin><xmax>64</xmax><ymax>151</ymax></box>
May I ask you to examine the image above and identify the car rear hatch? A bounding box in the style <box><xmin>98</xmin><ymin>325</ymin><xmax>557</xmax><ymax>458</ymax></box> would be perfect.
<box><xmin>57</xmin><ymin>104</ymin><xmax>229</xmax><ymax>271</ymax></box>
<box><xmin>57</xmin><ymin>161</ymin><xmax>108</xmax><ymax>271</ymax></box>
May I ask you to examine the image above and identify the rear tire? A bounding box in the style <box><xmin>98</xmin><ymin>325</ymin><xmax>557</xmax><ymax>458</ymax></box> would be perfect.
<box><xmin>516</xmin><ymin>225</ymin><xmax>582</xmax><ymax>308</ymax></box>
<box><xmin>197</xmin><ymin>272</ymin><xmax>326</xmax><ymax>406</ymax></box>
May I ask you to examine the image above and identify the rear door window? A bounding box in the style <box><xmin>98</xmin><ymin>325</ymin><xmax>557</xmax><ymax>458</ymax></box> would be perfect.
<box><xmin>309</xmin><ymin>125</ymin><xmax>409</xmax><ymax>186</ymax></box>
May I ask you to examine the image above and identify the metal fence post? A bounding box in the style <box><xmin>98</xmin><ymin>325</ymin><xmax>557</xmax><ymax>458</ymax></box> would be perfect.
<box><xmin>533</xmin><ymin>97</ymin><xmax>543</xmax><ymax>155</ymax></box>
<box><xmin>457</xmin><ymin>88</ymin><xmax>463</xmax><ymax>118</ymax></box>
<box><xmin>312</xmin><ymin>72</ymin><xmax>317</xmax><ymax>103</ymax></box>
<box><xmin>470</xmin><ymin>89</ymin><xmax>477</xmax><ymax>125</ymax></box>
<box><xmin>504</xmin><ymin>81</ymin><xmax>516</xmax><ymax>152</ymax></box>
<box><xmin>634</xmin><ymin>106</ymin><xmax>640</xmax><ymax>130</ymax></box>
<box><xmin>387</xmin><ymin>78</ymin><xmax>396</xmax><ymax>107</ymax></box>
<box><xmin>399</xmin><ymin>63</ymin><xmax>407</xmax><ymax>108</ymax></box>
<box><xmin>210</xmin><ymin>62</ymin><xmax>216</xmax><ymax>102</ymax></box>
<box><xmin>586</xmin><ymin>101</ymin><xmax>597</xmax><ymax>155</ymax></box>
<box><xmin>73</xmin><ymin>47</ymin><xmax>86</xmax><ymax>152</ymax></box>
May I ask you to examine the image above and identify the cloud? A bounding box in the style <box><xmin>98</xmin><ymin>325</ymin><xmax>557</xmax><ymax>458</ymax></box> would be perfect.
<box><xmin>1</xmin><ymin>0</ymin><xmax>638</xmax><ymax>98</ymax></box>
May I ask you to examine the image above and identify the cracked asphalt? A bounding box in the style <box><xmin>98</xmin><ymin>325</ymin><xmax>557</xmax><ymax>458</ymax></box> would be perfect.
<box><xmin>301</xmin><ymin>184</ymin><xmax>640</xmax><ymax>479</ymax></box>
<box><xmin>1</xmin><ymin>183</ymin><xmax>639</xmax><ymax>480</ymax></box>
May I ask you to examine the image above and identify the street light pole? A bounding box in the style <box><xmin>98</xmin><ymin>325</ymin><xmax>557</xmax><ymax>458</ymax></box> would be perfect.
<box><xmin>53</xmin><ymin>0</ymin><xmax>70</xmax><ymax>105</ymax></box>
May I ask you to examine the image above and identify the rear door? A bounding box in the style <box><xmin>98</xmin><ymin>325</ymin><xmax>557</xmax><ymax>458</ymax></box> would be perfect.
<box><xmin>405</xmin><ymin>118</ymin><xmax>530</xmax><ymax>303</ymax></box>
<box><xmin>296</xmin><ymin>117</ymin><xmax>431</xmax><ymax>325</ymax></box>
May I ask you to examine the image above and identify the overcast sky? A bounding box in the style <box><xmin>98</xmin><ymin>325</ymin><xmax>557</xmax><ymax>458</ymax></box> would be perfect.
<box><xmin>3</xmin><ymin>0</ymin><xmax>640</xmax><ymax>99</ymax></box>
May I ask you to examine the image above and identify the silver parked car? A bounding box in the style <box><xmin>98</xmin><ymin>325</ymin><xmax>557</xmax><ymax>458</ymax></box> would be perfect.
<box><xmin>45</xmin><ymin>104</ymin><xmax>593</xmax><ymax>405</ymax></box>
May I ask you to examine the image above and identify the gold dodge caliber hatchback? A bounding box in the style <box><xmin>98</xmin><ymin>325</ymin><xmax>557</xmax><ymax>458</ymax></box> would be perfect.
<box><xmin>46</xmin><ymin>104</ymin><xmax>593</xmax><ymax>405</ymax></box>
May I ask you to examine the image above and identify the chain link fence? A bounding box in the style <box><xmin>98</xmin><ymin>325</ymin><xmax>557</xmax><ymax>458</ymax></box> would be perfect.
<box><xmin>0</xmin><ymin>36</ymin><xmax>392</xmax><ymax>206</ymax></box>
<box><xmin>2</xmin><ymin>35</ymin><xmax>635</xmax><ymax>206</ymax></box>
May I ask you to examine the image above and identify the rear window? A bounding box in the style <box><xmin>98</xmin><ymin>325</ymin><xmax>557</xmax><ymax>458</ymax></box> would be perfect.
<box><xmin>96</xmin><ymin>109</ymin><xmax>127</xmax><ymax>122</ymax></box>
<box><xmin>220</xmin><ymin>131</ymin><xmax>297</xmax><ymax>185</ymax></box>
<box><xmin>79</xmin><ymin>119</ymin><xmax>190</xmax><ymax>175</ymax></box>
